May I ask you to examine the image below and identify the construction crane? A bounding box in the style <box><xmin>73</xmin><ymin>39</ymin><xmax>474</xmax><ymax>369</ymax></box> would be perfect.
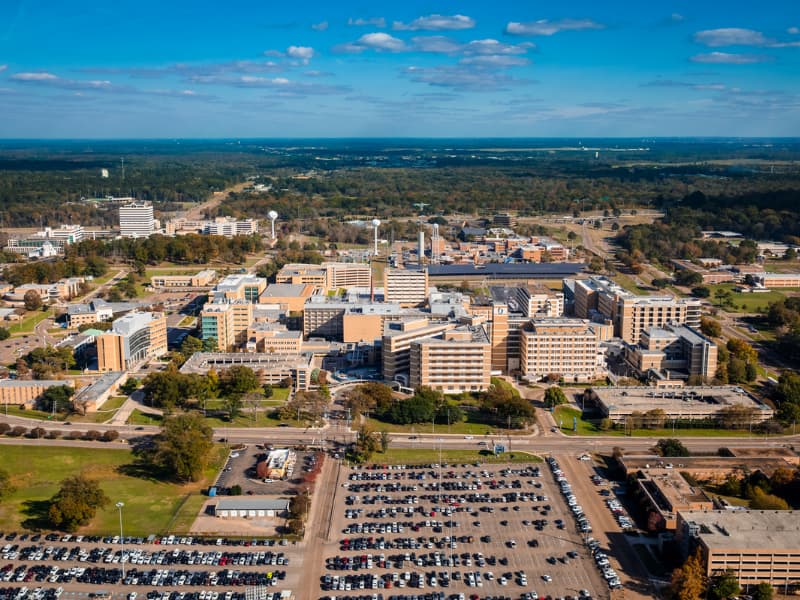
<box><xmin>412</xmin><ymin>202</ymin><xmax>429</xmax><ymax>213</ymax></box>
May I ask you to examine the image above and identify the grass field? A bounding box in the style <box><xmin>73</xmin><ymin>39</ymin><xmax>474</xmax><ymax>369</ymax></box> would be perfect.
<box><xmin>0</xmin><ymin>406</ymin><xmax>62</xmax><ymax>421</ymax></box>
<box><xmin>705</xmin><ymin>283</ymin><xmax>796</xmax><ymax>313</ymax></box>
<box><xmin>610</xmin><ymin>273</ymin><xmax>651</xmax><ymax>296</ymax></box>
<box><xmin>126</xmin><ymin>409</ymin><xmax>163</xmax><ymax>425</ymax></box>
<box><xmin>70</xmin><ymin>396</ymin><xmax>128</xmax><ymax>424</ymax></box>
<box><xmin>0</xmin><ymin>444</ymin><xmax>226</xmax><ymax>535</ymax></box>
<box><xmin>375</xmin><ymin>448</ymin><xmax>542</xmax><ymax>465</ymax></box>
<box><xmin>10</xmin><ymin>309</ymin><xmax>53</xmax><ymax>335</ymax></box>
<box><xmin>361</xmin><ymin>416</ymin><xmax>528</xmax><ymax>436</ymax></box>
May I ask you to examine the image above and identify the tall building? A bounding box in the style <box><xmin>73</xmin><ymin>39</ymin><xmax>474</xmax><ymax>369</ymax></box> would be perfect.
<box><xmin>677</xmin><ymin>510</ymin><xmax>800</xmax><ymax>588</ymax></box>
<box><xmin>382</xmin><ymin>318</ymin><xmax>453</xmax><ymax>384</ymax></box>
<box><xmin>410</xmin><ymin>325</ymin><xmax>491</xmax><ymax>393</ymax></box>
<box><xmin>519</xmin><ymin>318</ymin><xmax>603</xmax><ymax>383</ymax></box>
<box><xmin>97</xmin><ymin>312</ymin><xmax>167</xmax><ymax>371</ymax></box>
<box><xmin>573</xmin><ymin>276</ymin><xmax>701</xmax><ymax>343</ymax></box>
<box><xmin>384</xmin><ymin>268</ymin><xmax>429</xmax><ymax>307</ymax></box>
<box><xmin>274</xmin><ymin>262</ymin><xmax>371</xmax><ymax>290</ymax></box>
<box><xmin>200</xmin><ymin>301</ymin><xmax>253</xmax><ymax>351</ymax></box>
<box><xmin>624</xmin><ymin>324</ymin><xmax>718</xmax><ymax>381</ymax></box>
<box><xmin>119</xmin><ymin>202</ymin><xmax>155</xmax><ymax>238</ymax></box>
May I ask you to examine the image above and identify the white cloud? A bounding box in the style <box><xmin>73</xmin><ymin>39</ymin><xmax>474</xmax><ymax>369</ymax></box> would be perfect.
<box><xmin>311</xmin><ymin>21</ymin><xmax>328</xmax><ymax>31</ymax></box>
<box><xmin>505</xmin><ymin>18</ymin><xmax>604</xmax><ymax>36</ymax></box>
<box><xmin>337</xmin><ymin>32</ymin><xmax>407</xmax><ymax>53</ymax></box>
<box><xmin>12</xmin><ymin>71</ymin><xmax>59</xmax><ymax>81</ymax></box>
<box><xmin>463</xmin><ymin>39</ymin><xmax>534</xmax><ymax>55</ymax></box>
<box><xmin>693</xmin><ymin>28</ymin><xmax>772</xmax><ymax>47</ymax></box>
<box><xmin>789</xmin><ymin>27</ymin><xmax>800</xmax><ymax>35</ymax></box>
<box><xmin>286</xmin><ymin>45</ymin><xmax>315</xmax><ymax>64</ymax></box>
<box><xmin>459</xmin><ymin>55</ymin><xmax>529</xmax><ymax>67</ymax></box>
<box><xmin>0</xmin><ymin>65</ymin><xmax>7</xmax><ymax>73</ymax></box>
<box><xmin>671</xmin><ymin>13</ymin><xmax>686</xmax><ymax>22</ymax></box>
<box><xmin>690</xmin><ymin>52</ymin><xmax>772</xmax><ymax>64</ymax></box>
<box><xmin>410</xmin><ymin>36</ymin><xmax>463</xmax><ymax>54</ymax></box>
<box><xmin>393</xmin><ymin>14</ymin><xmax>475</xmax><ymax>31</ymax></box>
<box><xmin>348</xmin><ymin>17</ymin><xmax>386</xmax><ymax>28</ymax></box>
<box><xmin>404</xmin><ymin>64</ymin><xmax>531</xmax><ymax>91</ymax></box>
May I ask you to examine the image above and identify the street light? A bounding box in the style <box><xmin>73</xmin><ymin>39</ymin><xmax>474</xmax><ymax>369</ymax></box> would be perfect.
<box><xmin>115</xmin><ymin>501</ymin><xmax>125</xmax><ymax>580</ymax></box>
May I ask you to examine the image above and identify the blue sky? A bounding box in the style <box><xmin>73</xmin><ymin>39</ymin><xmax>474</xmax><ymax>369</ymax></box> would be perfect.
<box><xmin>1</xmin><ymin>0</ymin><xmax>799</xmax><ymax>138</ymax></box>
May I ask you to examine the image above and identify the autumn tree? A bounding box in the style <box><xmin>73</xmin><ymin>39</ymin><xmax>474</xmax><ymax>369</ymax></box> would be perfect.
<box><xmin>670</xmin><ymin>547</ymin><xmax>708</xmax><ymax>600</ymax></box>
<box><xmin>23</xmin><ymin>289</ymin><xmax>43</xmax><ymax>311</ymax></box>
<box><xmin>709</xmin><ymin>571</ymin><xmax>740</xmax><ymax>600</ymax></box>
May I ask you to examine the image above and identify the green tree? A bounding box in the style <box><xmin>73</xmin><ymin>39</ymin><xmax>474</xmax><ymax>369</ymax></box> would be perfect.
<box><xmin>150</xmin><ymin>414</ymin><xmax>214</xmax><ymax>482</ymax></box>
<box><xmin>0</xmin><ymin>468</ymin><xmax>15</xmax><ymax>500</ymax></box>
<box><xmin>47</xmin><ymin>474</ymin><xmax>109</xmax><ymax>532</ymax></box>
<box><xmin>691</xmin><ymin>286</ymin><xmax>711</xmax><ymax>299</ymax></box>
<box><xmin>220</xmin><ymin>365</ymin><xmax>260</xmax><ymax>397</ymax></box>
<box><xmin>120</xmin><ymin>377</ymin><xmax>140</xmax><ymax>395</ymax></box>
<box><xmin>656</xmin><ymin>438</ymin><xmax>690</xmax><ymax>457</ymax></box>
<box><xmin>380</xmin><ymin>430</ymin><xmax>390</xmax><ymax>453</ymax></box>
<box><xmin>544</xmin><ymin>386</ymin><xmax>568</xmax><ymax>408</ymax></box>
<box><xmin>709</xmin><ymin>570</ymin><xmax>740</xmax><ymax>600</ymax></box>
<box><xmin>0</xmin><ymin>327</ymin><xmax>9</xmax><ymax>341</ymax></box>
<box><xmin>23</xmin><ymin>289</ymin><xmax>43</xmax><ymax>311</ymax></box>
<box><xmin>180</xmin><ymin>335</ymin><xmax>203</xmax><ymax>358</ymax></box>
<box><xmin>752</xmin><ymin>583</ymin><xmax>774</xmax><ymax>600</ymax></box>
<box><xmin>224</xmin><ymin>395</ymin><xmax>244</xmax><ymax>421</ymax></box>
<box><xmin>352</xmin><ymin>423</ymin><xmax>380</xmax><ymax>463</ymax></box>
<box><xmin>39</xmin><ymin>384</ymin><xmax>75</xmax><ymax>414</ymax></box>
<box><xmin>202</xmin><ymin>337</ymin><xmax>219</xmax><ymax>352</ymax></box>
<box><xmin>142</xmin><ymin>371</ymin><xmax>182</xmax><ymax>411</ymax></box>
<box><xmin>670</xmin><ymin>547</ymin><xmax>708</xmax><ymax>600</ymax></box>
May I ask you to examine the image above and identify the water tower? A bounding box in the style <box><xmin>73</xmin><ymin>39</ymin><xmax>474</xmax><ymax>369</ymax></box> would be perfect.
<box><xmin>371</xmin><ymin>218</ymin><xmax>381</xmax><ymax>255</ymax></box>
<box><xmin>268</xmin><ymin>210</ymin><xmax>278</xmax><ymax>240</ymax></box>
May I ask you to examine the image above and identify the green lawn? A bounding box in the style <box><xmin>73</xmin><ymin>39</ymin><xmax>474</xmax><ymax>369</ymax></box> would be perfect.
<box><xmin>178</xmin><ymin>316</ymin><xmax>196</xmax><ymax>327</ymax></box>
<box><xmin>126</xmin><ymin>409</ymin><xmax>164</xmax><ymax>425</ymax></box>
<box><xmin>202</xmin><ymin>410</ymin><xmax>309</xmax><ymax>428</ymax></box>
<box><xmin>553</xmin><ymin>405</ymin><xmax>610</xmax><ymax>435</ymax></box>
<box><xmin>0</xmin><ymin>444</ymin><xmax>225</xmax><ymax>535</ymax></box>
<box><xmin>71</xmin><ymin>396</ymin><xmax>128</xmax><ymax>424</ymax></box>
<box><xmin>610</xmin><ymin>273</ymin><xmax>651</xmax><ymax>296</ymax></box>
<box><xmin>9</xmin><ymin>309</ymin><xmax>53</xmax><ymax>335</ymax></box>
<box><xmin>361</xmin><ymin>416</ymin><xmax>530</xmax><ymax>436</ymax></box>
<box><xmin>374</xmin><ymin>448</ymin><xmax>542</xmax><ymax>465</ymax></box>
<box><xmin>0</xmin><ymin>405</ymin><xmax>63</xmax><ymax>421</ymax></box>
<box><xmin>706</xmin><ymin>283</ymin><xmax>793</xmax><ymax>313</ymax></box>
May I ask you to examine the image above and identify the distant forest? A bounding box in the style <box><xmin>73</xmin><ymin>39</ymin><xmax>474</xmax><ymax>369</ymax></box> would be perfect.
<box><xmin>1</xmin><ymin>139</ymin><xmax>800</xmax><ymax>226</ymax></box>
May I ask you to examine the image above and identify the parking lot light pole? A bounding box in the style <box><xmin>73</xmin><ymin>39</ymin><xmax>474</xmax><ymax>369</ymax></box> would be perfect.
<box><xmin>116</xmin><ymin>501</ymin><xmax>125</xmax><ymax>580</ymax></box>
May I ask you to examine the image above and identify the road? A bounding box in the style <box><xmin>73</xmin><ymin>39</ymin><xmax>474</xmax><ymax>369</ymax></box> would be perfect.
<box><xmin>1</xmin><ymin>411</ymin><xmax>796</xmax><ymax>455</ymax></box>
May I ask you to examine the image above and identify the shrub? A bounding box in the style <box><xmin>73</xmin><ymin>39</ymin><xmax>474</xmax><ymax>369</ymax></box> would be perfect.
<box><xmin>8</xmin><ymin>426</ymin><xmax>27</xmax><ymax>437</ymax></box>
<box><xmin>46</xmin><ymin>430</ymin><xmax>62</xmax><ymax>439</ymax></box>
<box><xmin>83</xmin><ymin>430</ymin><xmax>102</xmax><ymax>441</ymax></box>
<box><xmin>102</xmin><ymin>430</ymin><xmax>119</xmax><ymax>442</ymax></box>
<box><xmin>0</xmin><ymin>423</ymin><xmax>10</xmax><ymax>435</ymax></box>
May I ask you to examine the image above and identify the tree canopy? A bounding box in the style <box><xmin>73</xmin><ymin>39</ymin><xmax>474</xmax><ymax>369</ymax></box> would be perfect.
<box><xmin>47</xmin><ymin>474</ymin><xmax>109</xmax><ymax>532</ymax></box>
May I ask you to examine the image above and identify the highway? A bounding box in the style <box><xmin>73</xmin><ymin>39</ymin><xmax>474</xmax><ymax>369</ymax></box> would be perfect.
<box><xmin>1</xmin><ymin>411</ymin><xmax>796</xmax><ymax>456</ymax></box>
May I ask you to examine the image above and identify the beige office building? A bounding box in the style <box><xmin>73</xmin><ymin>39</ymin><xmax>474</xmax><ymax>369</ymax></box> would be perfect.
<box><xmin>519</xmin><ymin>318</ymin><xmax>602</xmax><ymax>382</ymax></box>
<box><xmin>573</xmin><ymin>276</ymin><xmax>701</xmax><ymax>343</ymax></box>
<box><xmin>258</xmin><ymin>283</ymin><xmax>316</xmax><ymax>313</ymax></box>
<box><xmin>97</xmin><ymin>312</ymin><xmax>167</xmax><ymax>371</ymax></box>
<box><xmin>200</xmin><ymin>301</ymin><xmax>253</xmax><ymax>351</ymax></box>
<box><xmin>382</xmin><ymin>318</ymin><xmax>452</xmax><ymax>383</ymax></box>
<box><xmin>677</xmin><ymin>510</ymin><xmax>800</xmax><ymax>589</ymax></box>
<box><xmin>410</xmin><ymin>325</ymin><xmax>491</xmax><ymax>393</ymax></box>
<box><xmin>150</xmin><ymin>269</ymin><xmax>216</xmax><ymax>288</ymax></box>
<box><xmin>275</xmin><ymin>262</ymin><xmax>371</xmax><ymax>290</ymax></box>
<box><xmin>245</xmin><ymin>323</ymin><xmax>303</xmax><ymax>354</ymax></box>
<box><xmin>211</xmin><ymin>274</ymin><xmax>267</xmax><ymax>303</ymax></box>
<box><xmin>625</xmin><ymin>324</ymin><xmax>718</xmax><ymax>380</ymax></box>
<box><xmin>384</xmin><ymin>268</ymin><xmax>429</xmax><ymax>307</ymax></box>
<box><xmin>0</xmin><ymin>379</ymin><xmax>74</xmax><ymax>409</ymax></box>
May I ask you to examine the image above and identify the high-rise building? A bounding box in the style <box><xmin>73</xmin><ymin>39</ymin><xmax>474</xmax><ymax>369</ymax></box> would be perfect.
<box><xmin>97</xmin><ymin>312</ymin><xmax>167</xmax><ymax>371</ymax></box>
<box><xmin>119</xmin><ymin>201</ymin><xmax>155</xmax><ymax>238</ymax></box>
<box><xmin>384</xmin><ymin>268</ymin><xmax>429</xmax><ymax>307</ymax></box>
<box><xmin>410</xmin><ymin>325</ymin><xmax>491</xmax><ymax>393</ymax></box>
<box><xmin>519</xmin><ymin>318</ymin><xmax>604</xmax><ymax>383</ymax></box>
<box><xmin>203</xmin><ymin>217</ymin><xmax>259</xmax><ymax>237</ymax></box>
<box><xmin>200</xmin><ymin>301</ymin><xmax>253</xmax><ymax>351</ymax></box>
<box><xmin>382</xmin><ymin>318</ymin><xmax>453</xmax><ymax>383</ymax></box>
<box><xmin>211</xmin><ymin>274</ymin><xmax>267</xmax><ymax>304</ymax></box>
<box><xmin>573</xmin><ymin>276</ymin><xmax>701</xmax><ymax>343</ymax></box>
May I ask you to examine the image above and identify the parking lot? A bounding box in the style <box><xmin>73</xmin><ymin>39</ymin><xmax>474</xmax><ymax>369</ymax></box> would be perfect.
<box><xmin>212</xmin><ymin>446</ymin><xmax>319</xmax><ymax>497</ymax></box>
<box><xmin>313</xmin><ymin>458</ymin><xmax>609</xmax><ymax>600</ymax></box>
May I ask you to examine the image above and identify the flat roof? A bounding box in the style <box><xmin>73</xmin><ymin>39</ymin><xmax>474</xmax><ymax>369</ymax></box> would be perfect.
<box><xmin>679</xmin><ymin>510</ymin><xmax>800</xmax><ymax>551</ymax></box>
<box><xmin>215</xmin><ymin>498</ymin><xmax>290</xmax><ymax>511</ymax></box>
<box><xmin>427</xmin><ymin>263</ymin><xmax>585</xmax><ymax>278</ymax></box>
<box><xmin>72</xmin><ymin>371</ymin><xmax>126</xmax><ymax>403</ymax></box>
<box><xmin>262</xmin><ymin>283</ymin><xmax>311</xmax><ymax>297</ymax></box>
<box><xmin>594</xmin><ymin>386</ymin><xmax>770</xmax><ymax>412</ymax></box>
